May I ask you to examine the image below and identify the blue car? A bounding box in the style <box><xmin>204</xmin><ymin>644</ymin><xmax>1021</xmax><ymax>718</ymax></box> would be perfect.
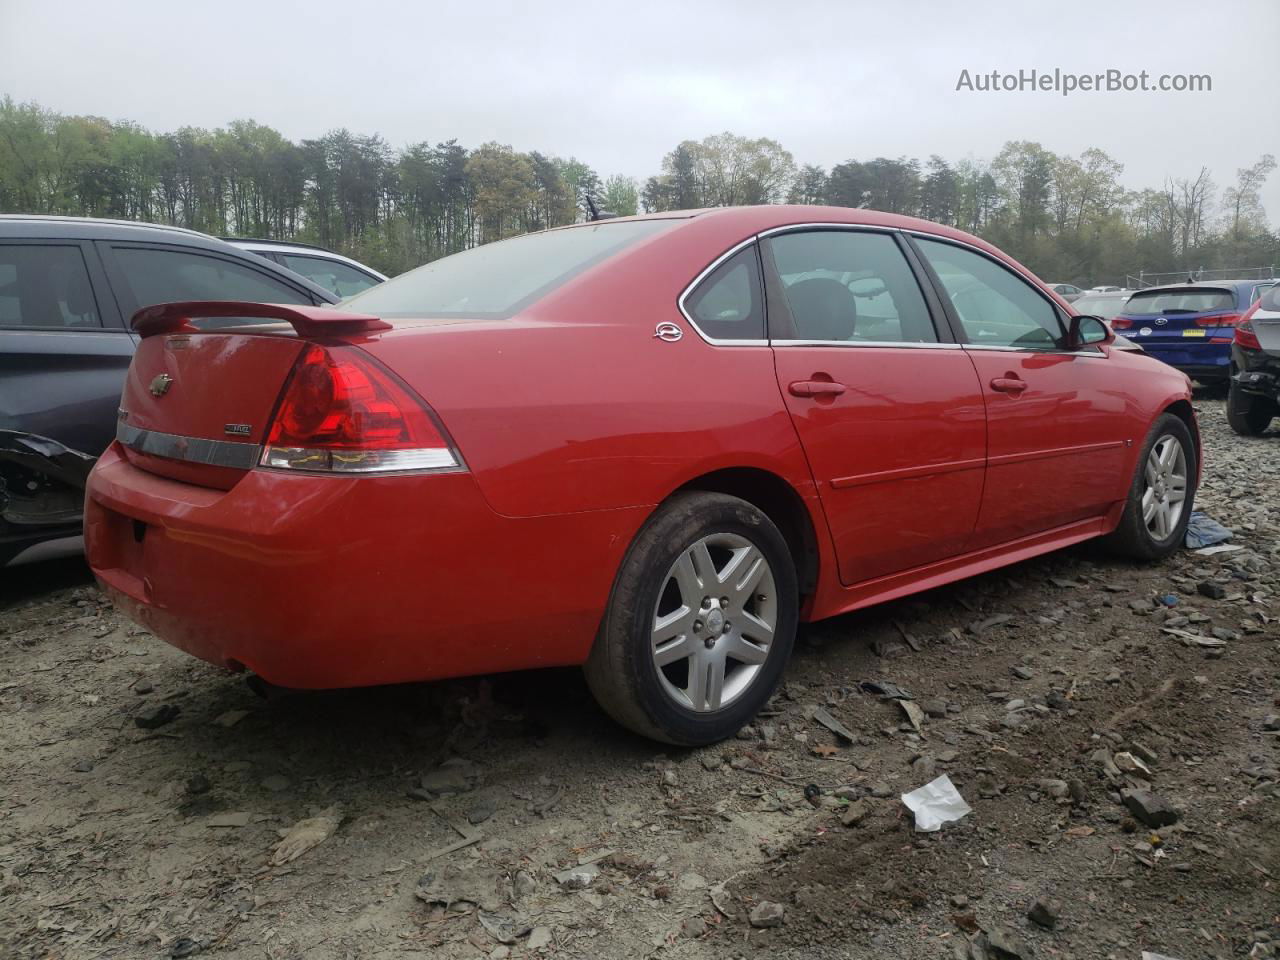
<box><xmin>1112</xmin><ymin>279</ymin><xmax>1276</xmax><ymax>384</ymax></box>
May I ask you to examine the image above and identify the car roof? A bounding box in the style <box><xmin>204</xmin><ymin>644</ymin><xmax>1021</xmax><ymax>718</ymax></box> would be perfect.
<box><xmin>222</xmin><ymin>236</ymin><xmax>333</xmax><ymax>253</ymax></box>
<box><xmin>556</xmin><ymin>205</ymin><xmax>1022</xmax><ymax>262</ymax></box>
<box><xmin>0</xmin><ymin>214</ymin><xmax>338</xmax><ymax>301</ymax></box>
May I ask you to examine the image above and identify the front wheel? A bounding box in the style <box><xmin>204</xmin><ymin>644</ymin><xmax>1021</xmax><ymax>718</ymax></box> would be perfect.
<box><xmin>1105</xmin><ymin>413</ymin><xmax>1196</xmax><ymax>560</ymax></box>
<box><xmin>1226</xmin><ymin>380</ymin><xmax>1275</xmax><ymax>436</ymax></box>
<box><xmin>584</xmin><ymin>492</ymin><xmax>798</xmax><ymax>745</ymax></box>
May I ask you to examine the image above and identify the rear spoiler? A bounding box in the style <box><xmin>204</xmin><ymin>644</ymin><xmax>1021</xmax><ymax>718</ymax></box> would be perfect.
<box><xmin>131</xmin><ymin>301</ymin><xmax>392</xmax><ymax>339</ymax></box>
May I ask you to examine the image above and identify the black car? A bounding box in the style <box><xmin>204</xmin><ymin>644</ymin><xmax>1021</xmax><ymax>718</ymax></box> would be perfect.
<box><xmin>1228</xmin><ymin>284</ymin><xmax>1280</xmax><ymax>435</ymax></box>
<box><xmin>0</xmin><ymin>215</ymin><xmax>339</xmax><ymax>566</ymax></box>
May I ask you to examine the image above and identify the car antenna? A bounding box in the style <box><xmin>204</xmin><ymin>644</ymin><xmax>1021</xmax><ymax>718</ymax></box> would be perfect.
<box><xmin>584</xmin><ymin>195</ymin><xmax>618</xmax><ymax>222</ymax></box>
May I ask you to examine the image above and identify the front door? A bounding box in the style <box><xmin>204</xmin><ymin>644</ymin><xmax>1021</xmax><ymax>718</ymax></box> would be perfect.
<box><xmin>912</xmin><ymin>236</ymin><xmax>1129</xmax><ymax>548</ymax></box>
<box><xmin>763</xmin><ymin>228</ymin><xmax>987</xmax><ymax>586</ymax></box>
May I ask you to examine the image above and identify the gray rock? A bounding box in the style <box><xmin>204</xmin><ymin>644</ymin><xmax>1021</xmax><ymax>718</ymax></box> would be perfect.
<box><xmin>1123</xmin><ymin>789</ymin><xmax>1179</xmax><ymax>827</ymax></box>
<box><xmin>526</xmin><ymin>926</ymin><xmax>552</xmax><ymax>950</ymax></box>
<box><xmin>513</xmin><ymin>871</ymin><xmax>537</xmax><ymax>899</ymax></box>
<box><xmin>912</xmin><ymin>756</ymin><xmax>938</xmax><ymax>779</ymax></box>
<box><xmin>261</xmin><ymin>774</ymin><xmax>290</xmax><ymax>792</ymax></box>
<box><xmin>749</xmin><ymin>901</ymin><xmax>785</xmax><ymax>928</ymax></box>
<box><xmin>1011</xmin><ymin>665</ymin><xmax>1035</xmax><ymax>680</ymax></box>
<box><xmin>1114</xmin><ymin>752</ymin><xmax>1153</xmax><ymax>780</ymax></box>
<box><xmin>554</xmin><ymin>863</ymin><xmax>598</xmax><ymax>890</ymax></box>
<box><xmin>133</xmin><ymin>680</ymin><xmax>154</xmax><ymax>695</ymax></box>
<box><xmin>984</xmin><ymin>924</ymin><xmax>1029</xmax><ymax>957</ymax></box>
<box><xmin>1264</xmin><ymin>715</ymin><xmax>1280</xmax><ymax>732</ymax></box>
<box><xmin>467</xmin><ymin>795</ymin><xmax>497</xmax><ymax>825</ymax></box>
<box><xmin>1197</xmin><ymin>580</ymin><xmax>1227</xmax><ymax>600</ymax></box>
<box><xmin>840</xmin><ymin>799</ymin><xmax>871</xmax><ymax>827</ymax></box>
<box><xmin>1027</xmin><ymin>895</ymin><xmax>1060</xmax><ymax>929</ymax></box>
<box><xmin>869</xmin><ymin>781</ymin><xmax>893</xmax><ymax>798</ymax></box>
<box><xmin>134</xmin><ymin>703</ymin><xmax>180</xmax><ymax>729</ymax></box>
<box><xmin>420</xmin><ymin>758</ymin><xmax>479</xmax><ymax>796</ymax></box>
<box><xmin>922</xmin><ymin>699</ymin><xmax>948</xmax><ymax>718</ymax></box>
<box><xmin>680</xmin><ymin>916</ymin><xmax>707</xmax><ymax>938</ymax></box>
<box><xmin>1038</xmin><ymin>779</ymin><xmax>1070</xmax><ymax>799</ymax></box>
<box><xmin>1130</xmin><ymin>741</ymin><xmax>1159</xmax><ymax>765</ymax></box>
<box><xmin>71</xmin><ymin>759</ymin><xmax>94</xmax><ymax>773</ymax></box>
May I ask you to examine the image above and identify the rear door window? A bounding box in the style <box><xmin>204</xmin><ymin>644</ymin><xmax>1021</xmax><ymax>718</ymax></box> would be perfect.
<box><xmin>0</xmin><ymin>244</ymin><xmax>102</xmax><ymax>328</ymax></box>
<box><xmin>765</xmin><ymin>230</ymin><xmax>937</xmax><ymax>343</ymax></box>
<box><xmin>915</xmin><ymin>238</ymin><xmax>1064</xmax><ymax>349</ymax></box>
<box><xmin>106</xmin><ymin>245</ymin><xmax>314</xmax><ymax>328</ymax></box>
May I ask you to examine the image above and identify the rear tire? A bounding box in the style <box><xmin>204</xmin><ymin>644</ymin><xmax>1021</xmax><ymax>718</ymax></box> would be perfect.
<box><xmin>1105</xmin><ymin>413</ymin><xmax>1196</xmax><ymax>561</ymax></box>
<box><xmin>584</xmin><ymin>492</ymin><xmax>798</xmax><ymax>745</ymax></box>
<box><xmin>1226</xmin><ymin>380</ymin><xmax>1275</xmax><ymax>436</ymax></box>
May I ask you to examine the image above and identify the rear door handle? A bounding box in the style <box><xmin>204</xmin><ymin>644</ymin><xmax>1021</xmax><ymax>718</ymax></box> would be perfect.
<box><xmin>788</xmin><ymin>380</ymin><xmax>847</xmax><ymax>398</ymax></box>
<box><xmin>989</xmin><ymin>376</ymin><xmax>1027</xmax><ymax>395</ymax></box>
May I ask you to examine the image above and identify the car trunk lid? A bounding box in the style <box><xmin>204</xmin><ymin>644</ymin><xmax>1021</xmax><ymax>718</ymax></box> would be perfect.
<box><xmin>117</xmin><ymin>301</ymin><xmax>391</xmax><ymax>489</ymax></box>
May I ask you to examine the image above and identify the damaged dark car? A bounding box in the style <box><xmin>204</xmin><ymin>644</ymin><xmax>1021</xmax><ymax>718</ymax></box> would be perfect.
<box><xmin>1228</xmin><ymin>283</ymin><xmax>1280</xmax><ymax>436</ymax></box>
<box><xmin>0</xmin><ymin>216</ymin><xmax>338</xmax><ymax>566</ymax></box>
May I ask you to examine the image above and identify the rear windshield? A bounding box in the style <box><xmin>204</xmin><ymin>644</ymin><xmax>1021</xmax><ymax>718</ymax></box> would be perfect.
<box><xmin>1123</xmin><ymin>288</ymin><xmax>1234</xmax><ymax>315</ymax></box>
<box><xmin>1073</xmin><ymin>295</ymin><xmax>1129</xmax><ymax>318</ymax></box>
<box><xmin>343</xmin><ymin>219</ymin><xmax>677</xmax><ymax>318</ymax></box>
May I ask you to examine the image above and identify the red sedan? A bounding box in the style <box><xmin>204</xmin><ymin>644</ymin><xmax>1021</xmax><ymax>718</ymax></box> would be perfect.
<box><xmin>85</xmin><ymin>206</ymin><xmax>1198</xmax><ymax>745</ymax></box>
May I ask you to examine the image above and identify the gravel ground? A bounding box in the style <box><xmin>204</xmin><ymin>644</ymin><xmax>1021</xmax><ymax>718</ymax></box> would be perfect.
<box><xmin>2</xmin><ymin>397</ymin><xmax>1277</xmax><ymax>960</ymax></box>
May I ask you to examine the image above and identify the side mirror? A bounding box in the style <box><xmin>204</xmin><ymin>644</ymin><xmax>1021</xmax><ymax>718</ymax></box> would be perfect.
<box><xmin>1068</xmin><ymin>314</ymin><xmax>1115</xmax><ymax>349</ymax></box>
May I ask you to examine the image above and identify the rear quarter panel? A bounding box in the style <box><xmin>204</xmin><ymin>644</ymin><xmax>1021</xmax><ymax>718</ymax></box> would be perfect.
<box><xmin>357</xmin><ymin>222</ymin><xmax>818</xmax><ymax>520</ymax></box>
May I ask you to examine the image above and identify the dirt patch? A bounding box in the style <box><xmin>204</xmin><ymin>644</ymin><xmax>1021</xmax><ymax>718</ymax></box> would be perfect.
<box><xmin>2</xmin><ymin>397</ymin><xmax>1277</xmax><ymax>960</ymax></box>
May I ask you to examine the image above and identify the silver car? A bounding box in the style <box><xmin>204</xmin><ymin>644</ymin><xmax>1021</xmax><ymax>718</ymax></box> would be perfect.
<box><xmin>225</xmin><ymin>238</ymin><xmax>387</xmax><ymax>299</ymax></box>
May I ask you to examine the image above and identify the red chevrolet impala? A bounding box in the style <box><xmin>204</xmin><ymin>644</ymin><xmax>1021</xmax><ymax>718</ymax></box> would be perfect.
<box><xmin>84</xmin><ymin>206</ymin><xmax>1198</xmax><ymax>745</ymax></box>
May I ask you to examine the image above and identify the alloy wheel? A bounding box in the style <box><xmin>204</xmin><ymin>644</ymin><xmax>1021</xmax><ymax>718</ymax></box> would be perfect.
<box><xmin>650</xmin><ymin>533</ymin><xmax>777</xmax><ymax>713</ymax></box>
<box><xmin>1141</xmin><ymin>434</ymin><xmax>1188</xmax><ymax>541</ymax></box>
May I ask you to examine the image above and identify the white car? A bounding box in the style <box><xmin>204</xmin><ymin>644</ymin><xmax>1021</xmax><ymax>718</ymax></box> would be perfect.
<box><xmin>225</xmin><ymin>238</ymin><xmax>387</xmax><ymax>299</ymax></box>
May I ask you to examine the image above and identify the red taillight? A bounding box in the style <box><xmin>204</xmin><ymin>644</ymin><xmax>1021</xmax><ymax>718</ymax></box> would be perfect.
<box><xmin>1111</xmin><ymin>317</ymin><xmax>1133</xmax><ymax>329</ymax></box>
<box><xmin>261</xmin><ymin>344</ymin><xmax>462</xmax><ymax>473</ymax></box>
<box><xmin>1235</xmin><ymin>304</ymin><xmax>1262</xmax><ymax>350</ymax></box>
<box><xmin>1194</xmin><ymin>313</ymin><xmax>1241</xmax><ymax>327</ymax></box>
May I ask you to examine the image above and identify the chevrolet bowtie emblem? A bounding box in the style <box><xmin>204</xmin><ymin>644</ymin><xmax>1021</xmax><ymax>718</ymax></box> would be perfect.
<box><xmin>150</xmin><ymin>373</ymin><xmax>174</xmax><ymax>397</ymax></box>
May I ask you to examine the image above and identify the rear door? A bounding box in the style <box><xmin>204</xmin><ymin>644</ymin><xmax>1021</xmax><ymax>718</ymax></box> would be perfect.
<box><xmin>0</xmin><ymin>238</ymin><xmax>132</xmax><ymax>457</ymax></box>
<box><xmin>911</xmin><ymin>236</ymin><xmax>1129</xmax><ymax>548</ymax></box>
<box><xmin>761</xmin><ymin>227</ymin><xmax>987</xmax><ymax>586</ymax></box>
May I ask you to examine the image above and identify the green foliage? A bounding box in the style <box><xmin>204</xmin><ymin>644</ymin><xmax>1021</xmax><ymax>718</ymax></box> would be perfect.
<box><xmin>0</xmin><ymin>96</ymin><xmax>1275</xmax><ymax>284</ymax></box>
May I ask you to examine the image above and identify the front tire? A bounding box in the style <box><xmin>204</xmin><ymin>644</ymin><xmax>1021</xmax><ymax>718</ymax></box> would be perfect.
<box><xmin>1226</xmin><ymin>380</ymin><xmax>1275</xmax><ymax>436</ymax></box>
<box><xmin>1105</xmin><ymin>413</ymin><xmax>1196</xmax><ymax>560</ymax></box>
<box><xmin>584</xmin><ymin>492</ymin><xmax>798</xmax><ymax>745</ymax></box>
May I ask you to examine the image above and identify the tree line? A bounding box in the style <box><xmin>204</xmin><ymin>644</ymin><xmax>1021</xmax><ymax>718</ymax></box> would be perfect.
<box><xmin>1</xmin><ymin>97</ymin><xmax>1275</xmax><ymax>284</ymax></box>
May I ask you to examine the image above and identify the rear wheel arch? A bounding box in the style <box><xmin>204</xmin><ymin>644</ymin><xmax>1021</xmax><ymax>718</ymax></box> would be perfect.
<box><xmin>673</xmin><ymin>467</ymin><xmax>819</xmax><ymax>600</ymax></box>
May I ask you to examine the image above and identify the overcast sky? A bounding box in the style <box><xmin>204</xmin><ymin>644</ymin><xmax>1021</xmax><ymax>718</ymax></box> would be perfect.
<box><xmin>2</xmin><ymin>0</ymin><xmax>1277</xmax><ymax>217</ymax></box>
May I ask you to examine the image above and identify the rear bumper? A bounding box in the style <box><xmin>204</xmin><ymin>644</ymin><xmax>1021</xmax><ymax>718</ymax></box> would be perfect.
<box><xmin>1231</xmin><ymin>343</ymin><xmax>1280</xmax><ymax>400</ymax></box>
<box><xmin>1121</xmin><ymin>340</ymin><xmax>1228</xmax><ymax>381</ymax></box>
<box><xmin>1121</xmin><ymin>338</ymin><xmax>1230</xmax><ymax>379</ymax></box>
<box><xmin>85</xmin><ymin>443</ymin><xmax>644</xmax><ymax>688</ymax></box>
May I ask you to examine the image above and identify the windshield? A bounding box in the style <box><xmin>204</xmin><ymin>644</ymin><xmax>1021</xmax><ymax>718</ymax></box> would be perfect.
<box><xmin>1123</xmin><ymin>288</ymin><xmax>1234</xmax><ymax>316</ymax></box>
<box><xmin>343</xmin><ymin>219</ymin><xmax>677</xmax><ymax>318</ymax></box>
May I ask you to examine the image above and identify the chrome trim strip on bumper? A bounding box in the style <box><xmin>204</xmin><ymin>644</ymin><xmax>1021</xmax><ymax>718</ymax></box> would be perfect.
<box><xmin>116</xmin><ymin>422</ymin><xmax>260</xmax><ymax>469</ymax></box>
